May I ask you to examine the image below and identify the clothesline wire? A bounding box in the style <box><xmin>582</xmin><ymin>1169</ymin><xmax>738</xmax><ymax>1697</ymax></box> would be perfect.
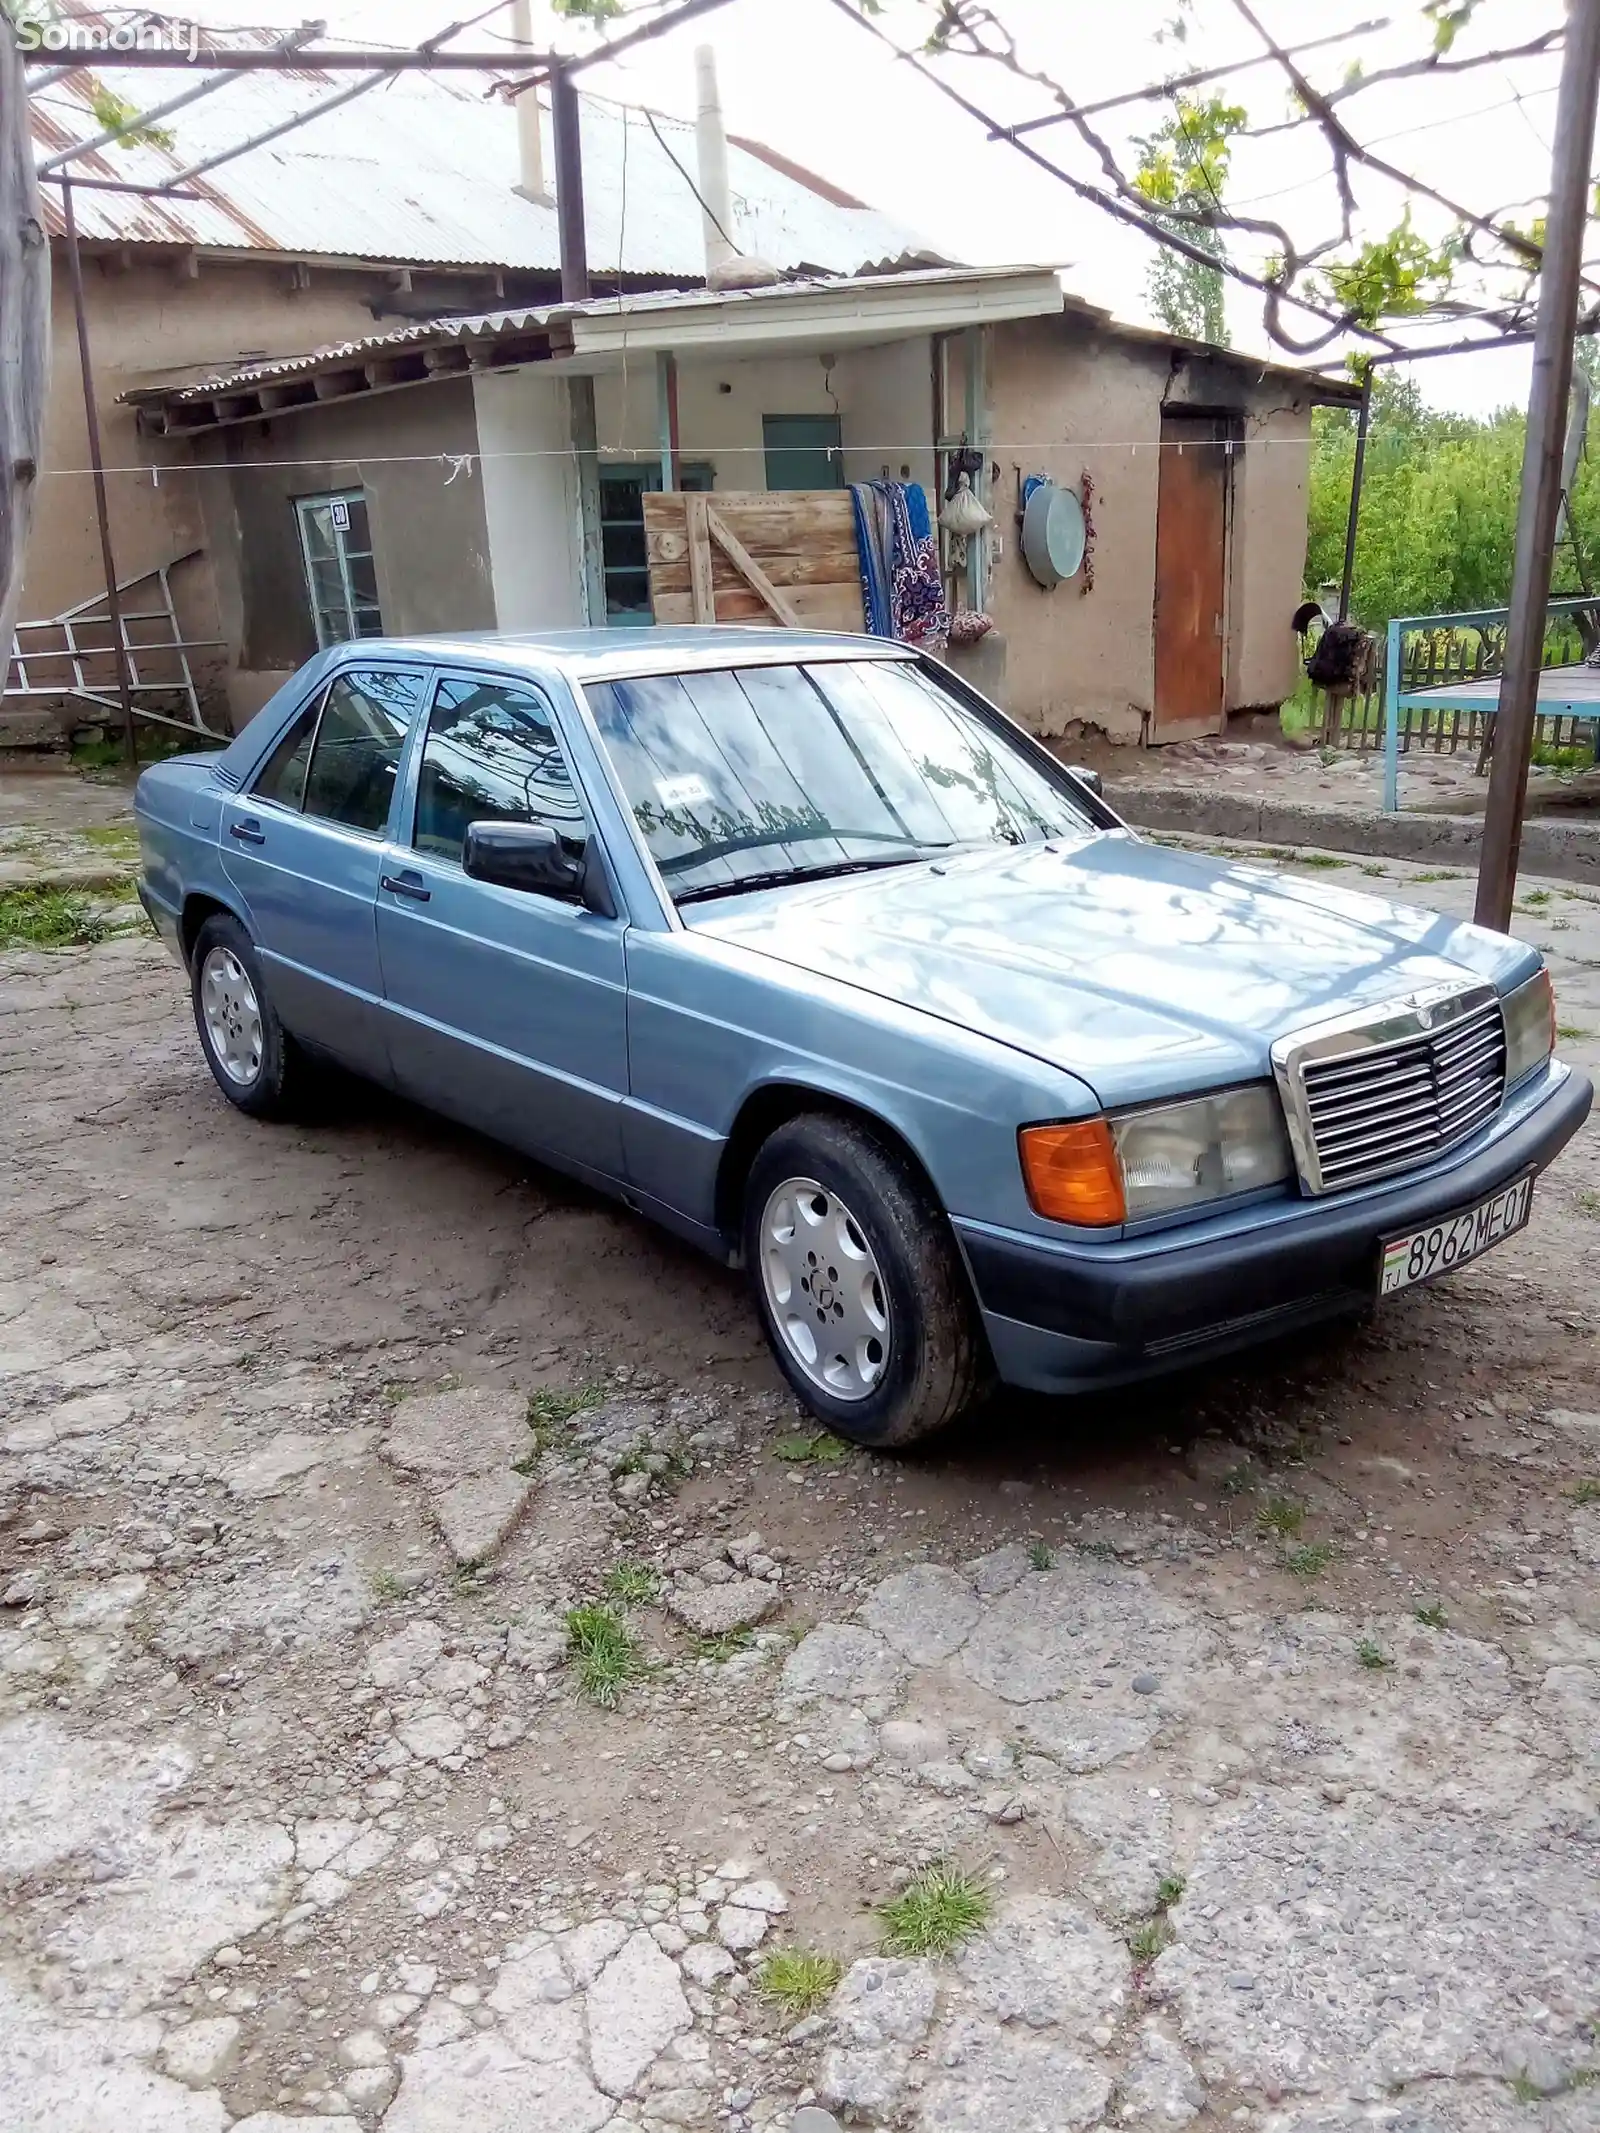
<box><xmin>49</xmin><ymin>433</ymin><xmax>1341</xmax><ymax>478</ymax></box>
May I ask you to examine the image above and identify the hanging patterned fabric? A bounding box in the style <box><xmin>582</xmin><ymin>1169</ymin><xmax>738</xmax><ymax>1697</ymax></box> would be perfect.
<box><xmin>850</xmin><ymin>480</ymin><xmax>950</xmax><ymax>651</ymax></box>
<box><xmin>850</xmin><ymin>482</ymin><xmax>893</xmax><ymax>638</ymax></box>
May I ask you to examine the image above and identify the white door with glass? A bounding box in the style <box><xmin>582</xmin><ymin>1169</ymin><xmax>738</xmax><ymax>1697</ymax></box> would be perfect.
<box><xmin>296</xmin><ymin>491</ymin><xmax>383</xmax><ymax>647</ymax></box>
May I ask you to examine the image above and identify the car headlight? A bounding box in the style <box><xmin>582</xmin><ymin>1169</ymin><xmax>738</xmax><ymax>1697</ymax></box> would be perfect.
<box><xmin>1019</xmin><ymin>1084</ymin><xmax>1293</xmax><ymax>1227</ymax></box>
<box><xmin>1502</xmin><ymin>967</ymin><xmax>1555</xmax><ymax>1088</ymax></box>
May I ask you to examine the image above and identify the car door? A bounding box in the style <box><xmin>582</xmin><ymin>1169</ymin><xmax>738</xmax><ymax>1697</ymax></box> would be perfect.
<box><xmin>374</xmin><ymin>669</ymin><xmax>629</xmax><ymax>1183</ymax></box>
<box><xmin>219</xmin><ymin>663</ymin><xmax>425</xmax><ymax>1080</ymax></box>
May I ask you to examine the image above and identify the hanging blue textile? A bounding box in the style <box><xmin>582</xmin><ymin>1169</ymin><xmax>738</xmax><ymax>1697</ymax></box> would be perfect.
<box><xmin>850</xmin><ymin>480</ymin><xmax>949</xmax><ymax>650</ymax></box>
<box><xmin>850</xmin><ymin>482</ymin><xmax>893</xmax><ymax>638</ymax></box>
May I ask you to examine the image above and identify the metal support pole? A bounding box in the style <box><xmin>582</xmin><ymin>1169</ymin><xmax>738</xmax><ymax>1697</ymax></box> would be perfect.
<box><xmin>964</xmin><ymin>323</ymin><xmax>987</xmax><ymax>613</ymax></box>
<box><xmin>569</xmin><ymin>377</ymin><xmax>606</xmax><ymax>626</ymax></box>
<box><xmin>60</xmin><ymin>179</ymin><xmax>138</xmax><ymax>768</ymax></box>
<box><xmin>656</xmin><ymin>351</ymin><xmax>680</xmax><ymax>492</ymax></box>
<box><xmin>551</xmin><ymin>60</ymin><xmax>590</xmax><ymax>303</ymax></box>
<box><xmin>1476</xmin><ymin>0</ymin><xmax>1600</xmax><ymax>931</ymax></box>
<box><xmin>1383</xmin><ymin>616</ymin><xmax>1401</xmax><ymax>812</ymax></box>
<box><xmin>1338</xmin><ymin>366</ymin><xmax>1373</xmax><ymax>623</ymax></box>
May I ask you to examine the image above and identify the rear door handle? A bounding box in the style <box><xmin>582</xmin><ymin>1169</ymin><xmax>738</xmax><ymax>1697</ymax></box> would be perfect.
<box><xmin>228</xmin><ymin>818</ymin><xmax>266</xmax><ymax>845</ymax></box>
<box><xmin>381</xmin><ymin>871</ymin><xmax>431</xmax><ymax>903</ymax></box>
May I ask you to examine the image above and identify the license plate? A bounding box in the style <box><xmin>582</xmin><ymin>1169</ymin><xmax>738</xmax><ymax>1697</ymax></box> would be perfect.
<box><xmin>1378</xmin><ymin>1175</ymin><xmax>1533</xmax><ymax>1296</ymax></box>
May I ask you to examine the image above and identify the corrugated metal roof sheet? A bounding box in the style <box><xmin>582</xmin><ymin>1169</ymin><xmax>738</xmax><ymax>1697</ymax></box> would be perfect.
<box><xmin>28</xmin><ymin>31</ymin><xmax>934</xmax><ymax>274</ymax></box>
<box><xmin>129</xmin><ymin>266</ymin><xmax>1057</xmax><ymax>406</ymax></box>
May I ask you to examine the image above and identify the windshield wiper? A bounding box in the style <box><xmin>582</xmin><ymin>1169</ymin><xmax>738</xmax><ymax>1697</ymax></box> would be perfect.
<box><xmin>674</xmin><ymin>854</ymin><xmax>943</xmax><ymax>907</ymax></box>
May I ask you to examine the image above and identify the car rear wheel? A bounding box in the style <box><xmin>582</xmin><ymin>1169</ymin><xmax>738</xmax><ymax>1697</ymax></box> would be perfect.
<box><xmin>744</xmin><ymin>1113</ymin><xmax>991</xmax><ymax>1448</ymax></box>
<box><xmin>190</xmin><ymin>912</ymin><xmax>311</xmax><ymax>1120</ymax></box>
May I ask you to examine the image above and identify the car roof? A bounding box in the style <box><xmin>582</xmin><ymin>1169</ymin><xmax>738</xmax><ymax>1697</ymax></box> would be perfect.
<box><xmin>328</xmin><ymin>626</ymin><xmax>914</xmax><ymax>686</ymax></box>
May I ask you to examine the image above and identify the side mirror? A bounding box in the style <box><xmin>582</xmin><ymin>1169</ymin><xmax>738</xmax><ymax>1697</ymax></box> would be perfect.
<box><xmin>1065</xmin><ymin>764</ymin><xmax>1103</xmax><ymax>797</ymax></box>
<box><xmin>464</xmin><ymin>820</ymin><xmax>584</xmax><ymax>899</ymax></box>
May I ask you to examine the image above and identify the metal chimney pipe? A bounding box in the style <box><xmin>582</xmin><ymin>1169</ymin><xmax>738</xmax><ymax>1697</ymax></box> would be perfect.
<box><xmin>510</xmin><ymin>0</ymin><xmax>549</xmax><ymax>203</ymax></box>
<box><xmin>694</xmin><ymin>44</ymin><xmax>737</xmax><ymax>280</ymax></box>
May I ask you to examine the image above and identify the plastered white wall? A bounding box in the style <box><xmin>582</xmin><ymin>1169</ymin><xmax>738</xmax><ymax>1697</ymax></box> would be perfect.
<box><xmin>473</xmin><ymin>367</ymin><xmax>585</xmax><ymax>630</ymax></box>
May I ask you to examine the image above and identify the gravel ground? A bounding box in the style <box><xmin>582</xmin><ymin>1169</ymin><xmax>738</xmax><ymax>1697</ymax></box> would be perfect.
<box><xmin>1</xmin><ymin>838</ymin><xmax>1598</xmax><ymax>2133</ymax></box>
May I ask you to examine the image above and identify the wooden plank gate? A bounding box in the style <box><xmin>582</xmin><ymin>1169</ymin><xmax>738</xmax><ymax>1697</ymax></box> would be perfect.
<box><xmin>642</xmin><ymin>491</ymin><xmax>866</xmax><ymax>632</ymax></box>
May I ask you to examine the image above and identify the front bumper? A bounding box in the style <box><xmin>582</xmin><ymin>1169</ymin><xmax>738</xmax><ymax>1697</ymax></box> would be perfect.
<box><xmin>956</xmin><ymin>1064</ymin><xmax>1593</xmax><ymax>1394</ymax></box>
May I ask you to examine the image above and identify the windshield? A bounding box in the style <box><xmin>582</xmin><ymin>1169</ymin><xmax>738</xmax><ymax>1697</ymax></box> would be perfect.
<box><xmin>584</xmin><ymin>659</ymin><xmax>1095</xmax><ymax>903</ymax></box>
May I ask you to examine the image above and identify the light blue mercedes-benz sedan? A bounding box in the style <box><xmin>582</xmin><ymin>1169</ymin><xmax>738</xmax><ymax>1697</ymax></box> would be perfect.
<box><xmin>136</xmin><ymin>628</ymin><xmax>1591</xmax><ymax>1446</ymax></box>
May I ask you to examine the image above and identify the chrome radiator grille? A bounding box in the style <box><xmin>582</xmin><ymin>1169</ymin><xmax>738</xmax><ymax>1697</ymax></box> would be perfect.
<box><xmin>1273</xmin><ymin>985</ymin><xmax>1506</xmax><ymax>1195</ymax></box>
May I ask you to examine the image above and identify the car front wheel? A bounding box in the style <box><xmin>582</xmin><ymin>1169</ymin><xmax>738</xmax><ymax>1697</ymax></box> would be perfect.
<box><xmin>190</xmin><ymin>912</ymin><xmax>311</xmax><ymax>1120</ymax></box>
<box><xmin>744</xmin><ymin>1113</ymin><xmax>991</xmax><ymax>1448</ymax></box>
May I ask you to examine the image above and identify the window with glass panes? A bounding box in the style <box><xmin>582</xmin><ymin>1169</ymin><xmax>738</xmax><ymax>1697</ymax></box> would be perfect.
<box><xmin>598</xmin><ymin>463</ymin><xmax>713</xmax><ymax>627</ymax></box>
<box><xmin>295</xmin><ymin>491</ymin><xmax>383</xmax><ymax>647</ymax></box>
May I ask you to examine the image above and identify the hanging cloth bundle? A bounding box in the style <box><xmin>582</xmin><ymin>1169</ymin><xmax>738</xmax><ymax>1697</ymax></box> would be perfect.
<box><xmin>851</xmin><ymin>480</ymin><xmax>950</xmax><ymax>651</ymax></box>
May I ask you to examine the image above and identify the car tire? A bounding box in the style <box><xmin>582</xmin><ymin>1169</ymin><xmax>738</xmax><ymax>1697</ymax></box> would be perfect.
<box><xmin>744</xmin><ymin>1112</ymin><xmax>992</xmax><ymax>1448</ymax></box>
<box><xmin>190</xmin><ymin>912</ymin><xmax>312</xmax><ymax>1121</ymax></box>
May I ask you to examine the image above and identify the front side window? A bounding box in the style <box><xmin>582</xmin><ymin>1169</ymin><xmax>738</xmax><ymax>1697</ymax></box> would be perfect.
<box><xmin>585</xmin><ymin>659</ymin><xmax>1092</xmax><ymax>904</ymax></box>
<box><xmin>299</xmin><ymin>669</ymin><xmax>422</xmax><ymax>834</ymax></box>
<box><xmin>296</xmin><ymin>490</ymin><xmax>382</xmax><ymax>647</ymax></box>
<box><xmin>413</xmin><ymin>675</ymin><xmax>590</xmax><ymax>868</ymax></box>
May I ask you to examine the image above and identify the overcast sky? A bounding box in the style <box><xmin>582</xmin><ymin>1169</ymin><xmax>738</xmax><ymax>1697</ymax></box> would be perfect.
<box><xmin>178</xmin><ymin>0</ymin><xmax>1572</xmax><ymax>414</ymax></box>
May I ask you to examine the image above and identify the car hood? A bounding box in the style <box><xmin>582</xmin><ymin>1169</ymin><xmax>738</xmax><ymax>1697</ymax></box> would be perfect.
<box><xmin>683</xmin><ymin>833</ymin><xmax>1534</xmax><ymax>1106</ymax></box>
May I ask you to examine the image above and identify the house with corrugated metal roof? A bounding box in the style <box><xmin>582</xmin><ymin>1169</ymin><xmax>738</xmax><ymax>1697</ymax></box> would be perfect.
<box><xmin>123</xmin><ymin>252</ymin><xmax>1358</xmax><ymax>746</ymax></box>
<box><xmin>16</xmin><ymin>38</ymin><xmax>935</xmax><ymax>732</ymax></box>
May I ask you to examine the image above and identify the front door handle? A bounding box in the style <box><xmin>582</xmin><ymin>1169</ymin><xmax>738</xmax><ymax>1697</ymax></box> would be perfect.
<box><xmin>228</xmin><ymin>818</ymin><xmax>266</xmax><ymax>845</ymax></box>
<box><xmin>381</xmin><ymin>871</ymin><xmax>431</xmax><ymax>903</ymax></box>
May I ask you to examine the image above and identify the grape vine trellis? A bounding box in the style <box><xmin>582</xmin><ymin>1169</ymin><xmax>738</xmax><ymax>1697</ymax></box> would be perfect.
<box><xmin>560</xmin><ymin>0</ymin><xmax>1587</xmax><ymax>363</ymax></box>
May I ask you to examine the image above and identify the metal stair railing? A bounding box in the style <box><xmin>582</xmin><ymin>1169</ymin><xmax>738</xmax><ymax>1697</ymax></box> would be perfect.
<box><xmin>4</xmin><ymin>550</ymin><xmax>228</xmax><ymax>737</ymax></box>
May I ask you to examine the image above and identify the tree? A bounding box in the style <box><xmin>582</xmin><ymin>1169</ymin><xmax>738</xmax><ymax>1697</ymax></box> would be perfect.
<box><xmin>1304</xmin><ymin>375</ymin><xmax>1600</xmax><ymax>625</ymax></box>
<box><xmin>1132</xmin><ymin>95</ymin><xmax>1244</xmax><ymax>345</ymax></box>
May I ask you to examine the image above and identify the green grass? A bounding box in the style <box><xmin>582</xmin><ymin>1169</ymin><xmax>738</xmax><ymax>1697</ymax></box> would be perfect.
<box><xmin>1286</xmin><ymin>1541</ymin><xmax>1335</xmax><ymax>1580</ymax></box>
<box><xmin>370</xmin><ymin>1568</ymin><xmax>410</xmax><ymax>1603</ymax></box>
<box><xmin>754</xmin><ymin>1949</ymin><xmax>843</xmax><ymax>2020</ymax></box>
<box><xmin>79</xmin><ymin>822</ymin><xmax>139</xmax><ymax>852</ymax></box>
<box><xmin>878</xmin><ymin>1864</ymin><xmax>992</xmax><ymax>1958</ymax></box>
<box><xmin>516</xmin><ymin>1384</ymin><xmax>605</xmax><ymax>1467</ymax></box>
<box><xmin>565</xmin><ymin>1604</ymin><xmax>644</xmax><ymax>1708</ymax></box>
<box><xmin>1127</xmin><ymin>1915</ymin><xmax>1173</xmax><ymax>1963</ymax></box>
<box><xmin>1578</xmin><ymin>1190</ymin><xmax>1600</xmax><ymax>1220</ymax></box>
<box><xmin>1414</xmin><ymin>1600</ymin><xmax>1448</xmax><ymax>1629</ymax></box>
<box><xmin>1257</xmin><ymin>1496</ymin><xmax>1307</xmax><ymax>1537</ymax></box>
<box><xmin>1127</xmin><ymin>1871</ymin><xmax>1186</xmax><ymax>1962</ymax></box>
<box><xmin>1520</xmin><ymin>888</ymin><xmax>1553</xmax><ymax>908</ymax></box>
<box><xmin>1564</xmin><ymin>1478</ymin><xmax>1600</xmax><ymax>1506</ymax></box>
<box><xmin>603</xmin><ymin>1560</ymin><xmax>660</xmax><ymax>1606</ymax></box>
<box><xmin>1294</xmin><ymin>852</ymin><xmax>1351</xmax><ymax>870</ymax></box>
<box><xmin>1027</xmin><ymin>1541</ymin><xmax>1055</xmax><ymax>1571</ymax></box>
<box><xmin>0</xmin><ymin>887</ymin><xmax>111</xmax><ymax>950</ymax></box>
<box><xmin>693</xmin><ymin>1626</ymin><xmax>758</xmax><ymax>1664</ymax></box>
<box><xmin>1558</xmin><ymin>1024</ymin><xmax>1589</xmax><ymax>1042</ymax></box>
<box><xmin>1529</xmin><ymin>742</ymin><xmax>1594</xmax><ymax>773</ymax></box>
<box><xmin>1355</xmin><ymin>1637</ymin><xmax>1393</xmax><ymax>1671</ymax></box>
<box><xmin>772</xmin><ymin>1429</ymin><xmax>850</xmax><ymax>1465</ymax></box>
<box><xmin>1411</xmin><ymin>869</ymin><xmax>1462</xmax><ymax>883</ymax></box>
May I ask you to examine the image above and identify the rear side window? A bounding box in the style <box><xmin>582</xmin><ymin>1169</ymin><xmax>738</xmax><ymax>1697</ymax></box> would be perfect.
<box><xmin>299</xmin><ymin>669</ymin><xmax>423</xmax><ymax>835</ymax></box>
<box><xmin>252</xmin><ymin>702</ymin><xmax>318</xmax><ymax>809</ymax></box>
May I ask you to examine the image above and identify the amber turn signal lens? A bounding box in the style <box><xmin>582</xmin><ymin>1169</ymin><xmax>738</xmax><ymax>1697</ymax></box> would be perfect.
<box><xmin>1018</xmin><ymin>1120</ymin><xmax>1126</xmax><ymax>1226</ymax></box>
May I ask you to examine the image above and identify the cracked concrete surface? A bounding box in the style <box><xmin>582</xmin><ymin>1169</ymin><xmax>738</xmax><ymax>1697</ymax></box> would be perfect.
<box><xmin>2</xmin><ymin>819</ymin><xmax>1599</xmax><ymax>2131</ymax></box>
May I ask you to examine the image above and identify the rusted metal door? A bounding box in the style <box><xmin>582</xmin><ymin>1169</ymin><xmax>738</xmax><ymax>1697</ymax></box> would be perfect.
<box><xmin>1152</xmin><ymin>414</ymin><xmax>1232</xmax><ymax>741</ymax></box>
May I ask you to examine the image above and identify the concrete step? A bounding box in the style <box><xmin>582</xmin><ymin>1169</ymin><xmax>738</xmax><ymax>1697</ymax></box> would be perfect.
<box><xmin>0</xmin><ymin>708</ymin><xmax>67</xmax><ymax>753</ymax></box>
